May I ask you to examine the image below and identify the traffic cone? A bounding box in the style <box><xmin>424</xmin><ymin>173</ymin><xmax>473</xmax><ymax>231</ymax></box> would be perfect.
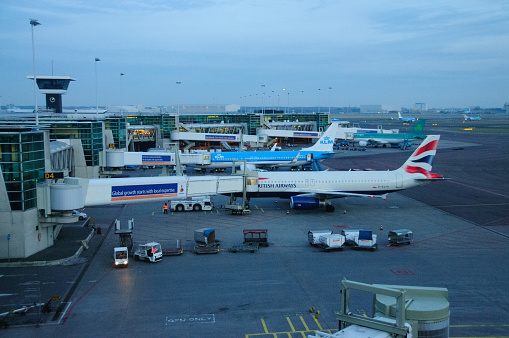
<box><xmin>275</xmin><ymin>199</ymin><xmax>278</xmax><ymax>203</ymax></box>
<box><xmin>287</xmin><ymin>210</ymin><xmax>289</xmax><ymax>215</ymax></box>
<box><xmin>380</xmin><ymin>224</ymin><xmax>383</xmax><ymax>230</ymax></box>
<box><xmin>344</xmin><ymin>209</ymin><xmax>347</xmax><ymax>214</ymax></box>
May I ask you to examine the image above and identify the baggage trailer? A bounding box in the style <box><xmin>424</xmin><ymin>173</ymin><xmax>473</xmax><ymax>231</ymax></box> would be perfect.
<box><xmin>388</xmin><ymin>229</ymin><xmax>413</xmax><ymax>246</ymax></box>
<box><xmin>308</xmin><ymin>230</ymin><xmax>333</xmax><ymax>246</ymax></box>
<box><xmin>194</xmin><ymin>243</ymin><xmax>220</xmax><ymax>254</ymax></box>
<box><xmin>243</xmin><ymin>229</ymin><xmax>269</xmax><ymax>247</ymax></box>
<box><xmin>341</xmin><ymin>229</ymin><xmax>362</xmax><ymax>246</ymax></box>
<box><xmin>318</xmin><ymin>234</ymin><xmax>346</xmax><ymax>251</ymax></box>
<box><xmin>353</xmin><ymin>230</ymin><xmax>378</xmax><ymax>250</ymax></box>
<box><xmin>229</xmin><ymin>244</ymin><xmax>259</xmax><ymax>253</ymax></box>
<box><xmin>194</xmin><ymin>229</ymin><xmax>220</xmax><ymax>254</ymax></box>
<box><xmin>161</xmin><ymin>239</ymin><xmax>183</xmax><ymax>256</ymax></box>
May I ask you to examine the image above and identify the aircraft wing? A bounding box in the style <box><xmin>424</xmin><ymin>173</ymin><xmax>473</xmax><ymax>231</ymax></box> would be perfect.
<box><xmin>287</xmin><ymin>189</ymin><xmax>388</xmax><ymax>200</ymax></box>
<box><xmin>289</xmin><ymin>152</ymin><xmax>301</xmax><ymax>164</ymax></box>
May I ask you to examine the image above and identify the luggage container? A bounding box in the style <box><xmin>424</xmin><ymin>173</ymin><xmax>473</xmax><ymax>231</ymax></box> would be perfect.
<box><xmin>388</xmin><ymin>229</ymin><xmax>413</xmax><ymax>246</ymax></box>
<box><xmin>308</xmin><ymin>230</ymin><xmax>333</xmax><ymax>246</ymax></box>
<box><xmin>194</xmin><ymin>228</ymin><xmax>216</xmax><ymax>245</ymax></box>
<box><xmin>354</xmin><ymin>230</ymin><xmax>378</xmax><ymax>250</ymax></box>
<box><xmin>341</xmin><ymin>229</ymin><xmax>362</xmax><ymax>245</ymax></box>
<box><xmin>318</xmin><ymin>234</ymin><xmax>346</xmax><ymax>251</ymax></box>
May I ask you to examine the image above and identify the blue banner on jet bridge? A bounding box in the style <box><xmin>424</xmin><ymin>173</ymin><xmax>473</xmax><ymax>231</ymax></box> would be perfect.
<box><xmin>141</xmin><ymin>154</ymin><xmax>173</xmax><ymax>164</ymax></box>
<box><xmin>205</xmin><ymin>134</ymin><xmax>237</xmax><ymax>141</ymax></box>
<box><xmin>111</xmin><ymin>183</ymin><xmax>179</xmax><ymax>201</ymax></box>
<box><xmin>293</xmin><ymin>132</ymin><xmax>319</xmax><ymax>138</ymax></box>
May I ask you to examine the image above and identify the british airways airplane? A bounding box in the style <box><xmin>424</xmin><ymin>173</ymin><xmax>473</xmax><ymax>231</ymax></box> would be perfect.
<box><xmin>245</xmin><ymin>135</ymin><xmax>444</xmax><ymax>212</ymax></box>
<box><xmin>194</xmin><ymin>122</ymin><xmax>338</xmax><ymax>171</ymax></box>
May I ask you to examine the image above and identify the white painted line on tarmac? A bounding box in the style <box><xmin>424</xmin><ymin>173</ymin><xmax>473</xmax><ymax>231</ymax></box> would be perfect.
<box><xmin>165</xmin><ymin>314</ymin><xmax>215</xmax><ymax>325</ymax></box>
<box><xmin>56</xmin><ymin>302</ymin><xmax>72</xmax><ymax>324</ymax></box>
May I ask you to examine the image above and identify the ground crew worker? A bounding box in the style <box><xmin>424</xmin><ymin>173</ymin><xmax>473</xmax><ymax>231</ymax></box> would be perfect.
<box><xmin>163</xmin><ymin>202</ymin><xmax>168</xmax><ymax>214</ymax></box>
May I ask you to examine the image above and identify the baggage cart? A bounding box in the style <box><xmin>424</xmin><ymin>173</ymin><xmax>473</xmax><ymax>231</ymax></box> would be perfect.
<box><xmin>243</xmin><ymin>229</ymin><xmax>269</xmax><ymax>247</ymax></box>
<box><xmin>194</xmin><ymin>228</ymin><xmax>216</xmax><ymax>245</ymax></box>
<box><xmin>194</xmin><ymin>243</ymin><xmax>220</xmax><ymax>254</ymax></box>
<box><xmin>317</xmin><ymin>234</ymin><xmax>346</xmax><ymax>251</ymax></box>
<box><xmin>353</xmin><ymin>230</ymin><xmax>378</xmax><ymax>250</ymax></box>
<box><xmin>388</xmin><ymin>229</ymin><xmax>413</xmax><ymax>246</ymax></box>
<box><xmin>229</xmin><ymin>244</ymin><xmax>259</xmax><ymax>253</ymax></box>
<box><xmin>161</xmin><ymin>239</ymin><xmax>183</xmax><ymax>255</ymax></box>
<box><xmin>308</xmin><ymin>230</ymin><xmax>333</xmax><ymax>246</ymax></box>
<box><xmin>341</xmin><ymin>229</ymin><xmax>362</xmax><ymax>245</ymax></box>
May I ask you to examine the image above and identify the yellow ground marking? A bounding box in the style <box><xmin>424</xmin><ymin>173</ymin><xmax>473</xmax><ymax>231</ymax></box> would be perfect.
<box><xmin>300</xmin><ymin>316</ymin><xmax>310</xmax><ymax>331</ymax></box>
<box><xmin>152</xmin><ymin>211</ymin><xmax>154</xmax><ymax>216</ymax></box>
<box><xmin>313</xmin><ymin>315</ymin><xmax>323</xmax><ymax>331</ymax></box>
<box><xmin>261</xmin><ymin>208</ymin><xmax>264</xmax><ymax>213</ymax></box>
<box><xmin>286</xmin><ymin>317</ymin><xmax>295</xmax><ymax>332</ymax></box>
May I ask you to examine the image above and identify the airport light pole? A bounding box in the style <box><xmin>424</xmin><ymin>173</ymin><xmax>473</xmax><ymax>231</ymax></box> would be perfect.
<box><xmin>301</xmin><ymin>90</ymin><xmax>304</xmax><ymax>113</ymax></box>
<box><xmin>261</xmin><ymin>84</ymin><xmax>265</xmax><ymax>114</ymax></box>
<box><xmin>120</xmin><ymin>73</ymin><xmax>124</xmax><ymax>114</ymax></box>
<box><xmin>328</xmin><ymin>87</ymin><xmax>332</xmax><ymax>114</ymax></box>
<box><xmin>318</xmin><ymin>88</ymin><xmax>321</xmax><ymax>114</ymax></box>
<box><xmin>30</xmin><ymin>18</ymin><xmax>40</xmax><ymax>126</ymax></box>
<box><xmin>176</xmin><ymin>81</ymin><xmax>181</xmax><ymax>115</ymax></box>
<box><xmin>95</xmin><ymin>58</ymin><xmax>101</xmax><ymax>115</ymax></box>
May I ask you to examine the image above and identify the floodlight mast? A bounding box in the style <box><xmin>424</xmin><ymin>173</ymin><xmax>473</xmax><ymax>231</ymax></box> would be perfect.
<box><xmin>30</xmin><ymin>18</ymin><xmax>41</xmax><ymax>126</ymax></box>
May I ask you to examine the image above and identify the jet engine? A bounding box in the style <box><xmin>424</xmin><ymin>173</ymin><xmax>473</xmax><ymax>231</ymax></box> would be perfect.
<box><xmin>290</xmin><ymin>196</ymin><xmax>335</xmax><ymax>212</ymax></box>
<box><xmin>290</xmin><ymin>196</ymin><xmax>321</xmax><ymax>210</ymax></box>
<box><xmin>358</xmin><ymin>141</ymin><xmax>368</xmax><ymax>147</ymax></box>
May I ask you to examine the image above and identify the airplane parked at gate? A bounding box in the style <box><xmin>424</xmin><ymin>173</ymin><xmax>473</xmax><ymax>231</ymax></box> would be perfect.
<box><xmin>245</xmin><ymin>135</ymin><xmax>444</xmax><ymax>212</ymax></box>
<box><xmin>353</xmin><ymin>120</ymin><xmax>426</xmax><ymax>147</ymax></box>
<box><xmin>68</xmin><ymin>135</ymin><xmax>443</xmax><ymax>213</ymax></box>
<box><xmin>192</xmin><ymin>122</ymin><xmax>338</xmax><ymax>171</ymax></box>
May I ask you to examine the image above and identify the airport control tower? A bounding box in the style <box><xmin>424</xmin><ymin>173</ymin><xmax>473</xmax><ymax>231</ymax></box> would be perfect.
<box><xmin>27</xmin><ymin>75</ymin><xmax>76</xmax><ymax>114</ymax></box>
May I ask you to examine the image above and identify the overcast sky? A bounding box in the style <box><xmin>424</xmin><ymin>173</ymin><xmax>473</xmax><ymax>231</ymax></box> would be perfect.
<box><xmin>1</xmin><ymin>0</ymin><xmax>508</xmax><ymax>109</ymax></box>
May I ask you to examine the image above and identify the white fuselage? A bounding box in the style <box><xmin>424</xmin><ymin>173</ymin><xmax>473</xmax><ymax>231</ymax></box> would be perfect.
<box><xmin>251</xmin><ymin>169</ymin><xmax>425</xmax><ymax>198</ymax></box>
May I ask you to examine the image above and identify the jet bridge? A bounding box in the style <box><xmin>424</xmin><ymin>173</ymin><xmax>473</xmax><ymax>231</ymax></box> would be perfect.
<box><xmin>42</xmin><ymin>174</ymin><xmax>245</xmax><ymax>212</ymax></box>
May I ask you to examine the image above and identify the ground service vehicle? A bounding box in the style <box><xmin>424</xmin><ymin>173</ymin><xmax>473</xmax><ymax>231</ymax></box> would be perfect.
<box><xmin>133</xmin><ymin>242</ymin><xmax>163</xmax><ymax>262</ymax></box>
<box><xmin>114</xmin><ymin>247</ymin><xmax>128</xmax><ymax>267</ymax></box>
<box><xmin>170</xmin><ymin>196</ymin><xmax>213</xmax><ymax>212</ymax></box>
<box><xmin>308</xmin><ymin>230</ymin><xmax>333</xmax><ymax>245</ymax></box>
<box><xmin>388</xmin><ymin>229</ymin><xmax>413</xmax><ymax>246</ymax></box>
<box><xmin>354</xmin><ymin>230</ymin><xmax>378</xmax><ymax>250</ymax></box>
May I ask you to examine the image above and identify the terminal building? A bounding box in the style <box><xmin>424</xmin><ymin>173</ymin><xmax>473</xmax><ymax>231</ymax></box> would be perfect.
<box><xmin>0</xmin><ymin>75</ymin><xmax>334</xmax><ymax>259</ymax></box>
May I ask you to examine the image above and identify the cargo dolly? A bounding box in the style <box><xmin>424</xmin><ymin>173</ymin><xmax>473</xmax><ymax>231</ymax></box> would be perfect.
<box><xmin>243</xmin><ymin>229</ymin><xmax>269</xmax><ymax>247</ymax></box>
<box><xmin>194</xmin><ymin>228</ymin><xmax>220</xmax><ymax>254</ymax></box>
<box><xmin>161</xmin><ymin>239</ymin><xmax>184</xmax><ymax>256</ymax></box>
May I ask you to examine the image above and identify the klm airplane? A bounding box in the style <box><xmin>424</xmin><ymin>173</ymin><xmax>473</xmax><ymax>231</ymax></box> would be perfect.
<box><xmin>194</xmin><ymin>122</ymin><xmax>338</xmax><ymax>171</ymax></box>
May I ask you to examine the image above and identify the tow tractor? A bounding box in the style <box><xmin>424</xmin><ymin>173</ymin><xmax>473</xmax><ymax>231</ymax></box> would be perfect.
<box><xmin>133</xmin><ymin>242</ymin><xmax>163</xmax><ymax>262</ymax></box>
<box><xmin>114</xmin><ymin>247</ymin><xmax>129</xmax><ymax>267</ymax></box>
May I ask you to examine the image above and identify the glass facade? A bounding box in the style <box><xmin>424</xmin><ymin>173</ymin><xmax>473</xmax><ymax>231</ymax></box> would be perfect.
<box><xmin>0</xmin><ymin>130</ymin><xmax>45</xmax><ymax>211</ymax></box>
<box><xmin>105</xmin><ymin>117</ymin><xmax>127</xmax><ymax>149</ymax></box>
<box><xmin>46</xmin><ymin>122</ymin><xmax>103</xmax><ymax>166</ymax></box>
